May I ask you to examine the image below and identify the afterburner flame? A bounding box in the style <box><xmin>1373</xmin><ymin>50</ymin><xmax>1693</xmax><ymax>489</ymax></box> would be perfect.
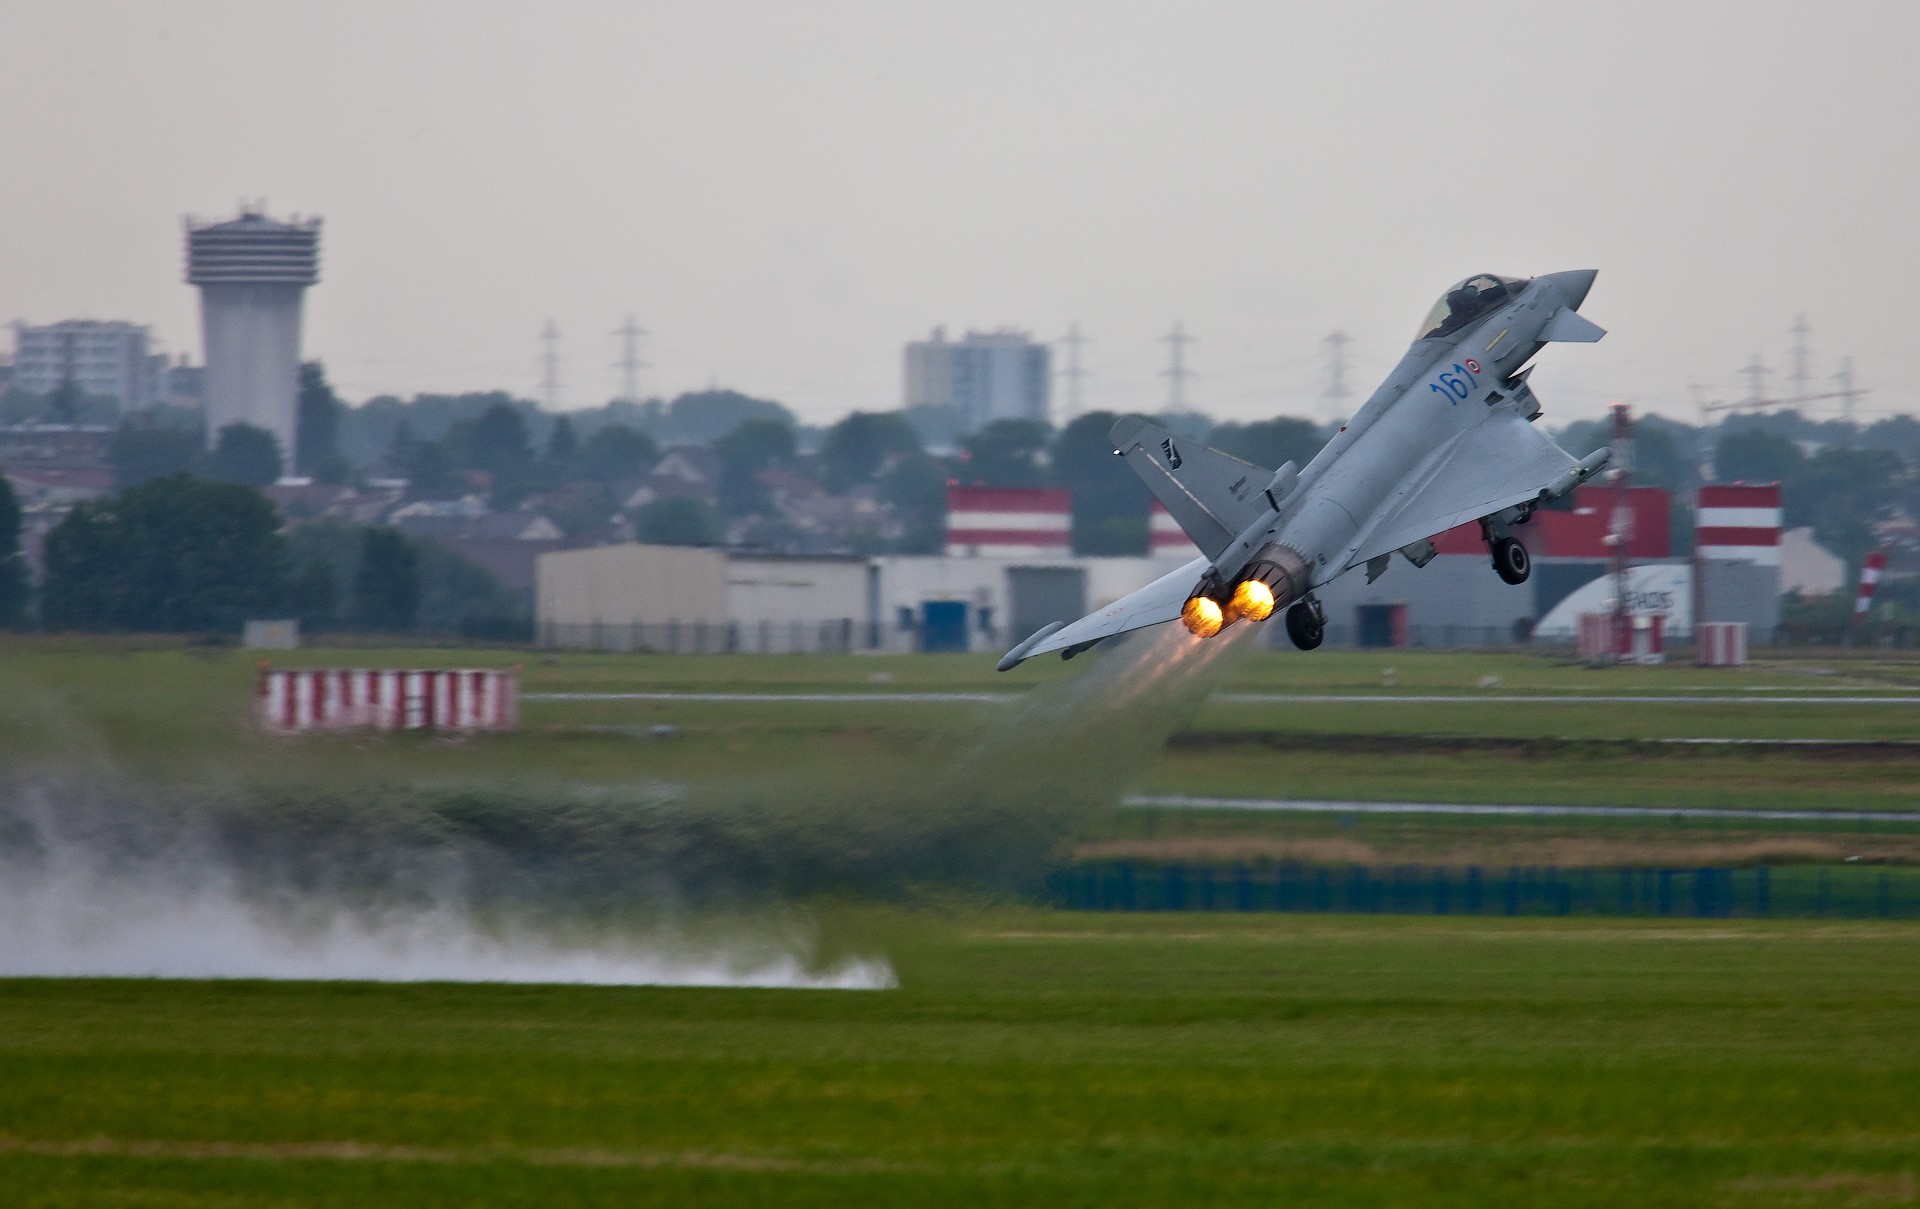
<box><xmin>1229</xmin><ymin>579</ymin><xmax>1276</xmax><ymax>622</ymax></box>
<box><xmin>1181</xmin><ymin>595</ymin><xmax>1224</xmax><ymax>638</ymax></box>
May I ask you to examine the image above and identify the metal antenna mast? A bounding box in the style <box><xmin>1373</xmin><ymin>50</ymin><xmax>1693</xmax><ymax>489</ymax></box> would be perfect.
<box><xmin>1837</xmin><ymin>356</ymin><xmax>1858</xmax><ymax>425</ymax></box>
<box><xmin>1162</xmin><ymin>322</ymin><xmax>1194</xmax><ymax>415</ymax></box>
<box><xmin>613</xmin><ymin>315</ymin><xmax>648</xmax><ymax>404</ymax></box>
<box><xmin>1323</xmin><ymin>330</ymin><xmax>1352</xmax><ymax>421</ymax></box>
<box><xmin>1789</xmin><ymin>315</ymin><xmax>1811</xmax><ymax>404</ymax></box>
<box><xmin>1739</xmin><ymin>355</ymin><xmax>1768</xmax><ymax>413</ymax></box>
<box><xmin>1059</xmin><ymin>323</ymin><xmax>1088</xmax><ymax>422</ymax></box>
<box><xmin>539</xmin><ymin>320</ymin><xmax>562</xmax><ymax>411</ymax></box>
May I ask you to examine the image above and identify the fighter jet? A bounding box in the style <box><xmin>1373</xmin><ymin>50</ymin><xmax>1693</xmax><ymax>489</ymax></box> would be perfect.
<box><xmin>998</xmin><ymin>270</ymin><xmax>1612</xmax><ymax>670</ymax></box>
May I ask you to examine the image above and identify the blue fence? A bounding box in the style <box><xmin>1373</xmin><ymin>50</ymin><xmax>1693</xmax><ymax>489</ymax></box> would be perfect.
<box><xmin>1047</xmin><ymin>862</ymin><xmax>1920</xmax><ymax>919</ymax></box>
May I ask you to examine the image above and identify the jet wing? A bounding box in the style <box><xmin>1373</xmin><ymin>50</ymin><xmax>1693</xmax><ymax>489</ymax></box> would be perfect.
<box><xmin>1343</xmin><ymin>411</ymin><xmax>1581</xmax><ymax>571</ymax></box>
<box><xmin>998</xmin><ymin>554</ymin><xmax>1208</xmax><ymax>669</ymax></box>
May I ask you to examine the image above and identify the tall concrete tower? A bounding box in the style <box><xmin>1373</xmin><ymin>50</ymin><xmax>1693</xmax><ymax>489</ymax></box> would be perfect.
<box><xmin>184</xmin><ymin>207</ymin><xmax>321</xmax><ymax>466</ymax></box>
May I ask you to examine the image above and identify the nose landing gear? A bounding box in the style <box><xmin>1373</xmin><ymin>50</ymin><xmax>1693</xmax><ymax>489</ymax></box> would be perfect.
<box><xmin>1285</xmin><ymin>596</ymin><xmax>1325</xmax><ymax>651</ymax></box>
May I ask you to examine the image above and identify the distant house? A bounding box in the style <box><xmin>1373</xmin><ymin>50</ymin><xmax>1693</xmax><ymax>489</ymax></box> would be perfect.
<box><xmin>623</xmin><ymin>446</ymin><xmax>720</xmax><ymax>510</ymax></box>
<box><xmin>387</xmin><ymin>507</ymin><xmax>570</xmax><ymax>598</ymax></box>
<box><xmin>1780</xmin><ymin>527</ymin><xmax>1845</xmax><ymax>597</ymax></box>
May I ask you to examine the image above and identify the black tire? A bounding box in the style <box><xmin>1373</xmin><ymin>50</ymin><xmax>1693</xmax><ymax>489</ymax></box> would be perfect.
<box><xmin>1285</xmin><ymin>600</ymin><xmax>1324</xmax><ymax>651</ymax></box>
<box><xmin>1492</xmin><ymin>536</ymin><xmax>1531</xmax><ymax>585</ymax></box>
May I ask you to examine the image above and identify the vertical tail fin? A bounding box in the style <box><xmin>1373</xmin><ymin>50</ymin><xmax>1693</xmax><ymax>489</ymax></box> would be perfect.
<box><xmin>1109</xmin><ymin>416</ymin><xmax>1269</xmax><ymax>559</ymax></box>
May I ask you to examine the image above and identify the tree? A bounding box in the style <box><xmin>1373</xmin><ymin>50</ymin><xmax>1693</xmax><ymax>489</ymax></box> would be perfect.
<box><xmin>544</xmin><ymin>415</ymin><xmax>579</xmax><ymax>476</ymax></box>
<box><xmin>207</xmin><ymin>422</ymin><xmax>284</xmax><ymax>486</ymax></box>
<box><xmin>960</xmin><ymin>419</ymin><xmax>1050</xmax><ymax>487</ymax></box>
<box><xmin>578</xmin><ymin>424</ymin><xmax>660</xmax><ymax>484</ymax></box>
<box><xmin>878</xmin><ymin>453</ymin><xmax>951</xmax><ymax>554</ymax></box>
<box><xmin>633</xmin><ymin>497</ymin><xmax>721</xmax><ymax>546</ymax></box>
<box><xmin>40</xmin><ymin>476</ymin><xmax>286</xmax><ymax>632</ymax></box>
<box><xmin>415</xmin><ymin>540</ymin><xmax>528</xmax><ymax>639</ymax></box>
<box><xmin>713</xmin><ymin>417</ymin><xmax>797</xmax><ymax>517</ymax></box>
<box><xmin>444</xmin><ymin>403</ymin><xmax>533</xmax><ymax>506</ymax></box>
<box><xmin>1207</xmin><ymin>417</ymin><xmax>1327</xmax><ymax>471</ymax></box>
<box><xmin>818</xmin><ymin>412</ymin><xmax>922</xmax><ymax>493</ymax></box>
<box><xmin>296</xmin><ymin>362</ymin><xmax>349</xmax><ymax>483</ymax></box>
<box><xmin>1714</xmin><ymin>428</ymin><xmax>1802</xmax><ymax>484</ymax></box>
<box><xmin>109</xmin><ymin>421</ymin><xmax>201</xmax><ymax>490</ymax></box>
<box><xmin>657</xmin><ymin>389</ymin><xmax>796</xmax><ymax>444</ymax></box>
<box><xmin>1786</xmin><ymin>447</ymin><xmax>1905</xmax><ymax>570</ymax></box>
<box><xmin>352</xmin><ymin>527</ymin><xmax>419</xmax><ymax>631</ymax></box>
<box><xmin>0</xmin><ymin>475</ymin><xmax>27</xmax><ymax>627</ymax></box>
<box><xmin>1048</xmin><ymin>411</ymin><xmax>1149</xmax><ymax>554</ymax></box>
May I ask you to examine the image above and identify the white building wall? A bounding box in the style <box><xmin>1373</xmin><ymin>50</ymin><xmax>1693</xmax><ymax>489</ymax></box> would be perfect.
<box><xmin>871</xmin><ymin>554</ymin><xmax>1191</xmax><ymax>653</ymax></box>
<box><xmin>11</xmin><ymin>321</ymin><xmax>156</xmax><ymax>409</ymax></box>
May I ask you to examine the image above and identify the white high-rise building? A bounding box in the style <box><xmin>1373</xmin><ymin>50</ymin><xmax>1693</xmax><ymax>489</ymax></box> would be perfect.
<box><xmin>10</xmin><ymin>320</ymin><xmax>161</xmax><ymax>411</ymax></box>
<box><xmin>185</xmin><ymin>207</ymin><xmax>321</xmax><ymax>464</ymax></box>
<box><xmin>904</xmin><ymin>327</ymin><xmax>1050</xmax><ymax>432</ymax></box>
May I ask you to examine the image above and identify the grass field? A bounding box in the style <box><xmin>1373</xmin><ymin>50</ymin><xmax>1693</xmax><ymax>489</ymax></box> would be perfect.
<box><xmin>3</xmin><ymin>910</ymin><xmax>1918</xmax><ymax>1207</ymax></box>
<box><xmin>4</xmin><ymin>640</ymin><xmax>1920</xmax><ymax>1203</ymax></box>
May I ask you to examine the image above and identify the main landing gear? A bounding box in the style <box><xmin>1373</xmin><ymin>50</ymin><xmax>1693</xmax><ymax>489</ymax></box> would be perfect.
<box><xmin>1491</xmin><ymin>536</ymin><xmax>1531</xmax><ymax>585</ymax></box>
<box><xmin>1285</xmin><ymin>596</ymin><xmax>1325</xmax><ymax>651</ymax></box>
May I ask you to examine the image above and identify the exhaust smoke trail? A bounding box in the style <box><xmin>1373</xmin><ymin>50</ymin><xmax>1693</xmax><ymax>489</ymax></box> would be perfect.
<box><xmin>0</xmin><ymin>619</ymin><xmax>1256</xmax><ymax>984</ymax></box>
<box><xmin>0</xmin><ymin>778</ymin><xmax>892</xmax><ymax>988</ymax></box>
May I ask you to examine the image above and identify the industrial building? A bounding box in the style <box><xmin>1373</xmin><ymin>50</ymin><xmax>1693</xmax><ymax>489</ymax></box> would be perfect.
<box><xmin>185</xmin><ymin>207</ymin><xmax>322</xmax><ymax>466</ymax></box>
<box><xmin>534</xmin><ymin>483</ymin><xmax>1793</xmax><ymax>656</ymax></box>
<box><xmin>903</xmin><ymin>328</ymin><xmax>1050</xmax><ymax>431</ymax></box>
<box><xmin>537</xmin><ymin>544</ymin><xmax>872</xmax><ymax>653</ymax></box>
<box><xmin>9</xmin><ymin>320</ymin><xmax>165</xmax><ymax>410</ymax></box>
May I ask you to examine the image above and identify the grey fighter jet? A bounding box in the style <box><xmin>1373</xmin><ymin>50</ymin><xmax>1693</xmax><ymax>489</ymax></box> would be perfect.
<box><xmin>998</xmin><ymin>270</ymin><xmax>1612</xmax><ymax>670</ymax></box>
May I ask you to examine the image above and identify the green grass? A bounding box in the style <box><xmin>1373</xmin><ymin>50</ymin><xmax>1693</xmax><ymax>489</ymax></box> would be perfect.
<box><xmin>2</xmin><ymin>910</ymin><xmax>1918</xmax><ymax>1206</ymax></box>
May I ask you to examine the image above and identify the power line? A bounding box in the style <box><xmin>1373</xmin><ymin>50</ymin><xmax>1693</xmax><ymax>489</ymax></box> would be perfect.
<box><xmin>539</xmin><ymin>320</ymin><xmax>561</xmax><ymax>411</ymax></box>
<box><xmin>1323</xmin><ymin>330</ymin><xmax>1351</xmax><ymax>422</ymax></box>
<box><xmin>613</xmin><ymin>315</ymin><xmax>648</xmax><ymax>404</ymax></box>
<box><xmin>1162</xmin><ymin>322</ymin><xmax>1194</xmax><ymax>415</ymax></box>
<box><xmin>1789</xmin><ymin>314</ymin><xmax>1811</xmax><ymax>403</ymax></box>
<box><xmin>1739</xmin><ymin>355</ymin><xmax>1768</xmax><ymax>412</ymax></box>
<box><xmin>1058</xmin><ymin>323</ymin><xmax>1088</xmax><ymax>423</ymax></box>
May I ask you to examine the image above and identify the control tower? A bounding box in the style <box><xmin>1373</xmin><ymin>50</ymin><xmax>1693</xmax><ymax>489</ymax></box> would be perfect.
<box><xmin>184</xmin><ymin>207</ymin><xmax>321</xmax><ymax>466</ymax></box>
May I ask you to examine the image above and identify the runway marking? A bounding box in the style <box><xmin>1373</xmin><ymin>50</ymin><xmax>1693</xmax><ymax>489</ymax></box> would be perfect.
<box><xmin>526</xmin><ymin>690</ymin><xmax>1920</xmax><ymax>706</ymax></box>
<box><xmin>1126</xmin><ymin>795</ymin><xmax>1920</xmax><ymax>824</ymax></box>
<box><xmin>1214</xmin><ymin>693</ymin><xmax>1920</xmax><ymax>705</ymax></box>
<box><xmin>526</xmin><ymin>691</ymin><xmax>1010</xmax><ymax>703</ymax></box>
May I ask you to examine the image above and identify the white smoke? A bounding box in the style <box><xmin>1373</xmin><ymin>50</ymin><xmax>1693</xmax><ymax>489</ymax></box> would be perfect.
<box><xmin>0</xmin><ymin>785</ymin><xmax>893</xmax><ymax>989</ymax></box>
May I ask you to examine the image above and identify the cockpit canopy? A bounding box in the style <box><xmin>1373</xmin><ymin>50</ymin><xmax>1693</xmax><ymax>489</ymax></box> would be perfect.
<box><xmin>1415</xmin><ymin>274</ymin><xmax>1531</xmax><ymax>341</ymax></box>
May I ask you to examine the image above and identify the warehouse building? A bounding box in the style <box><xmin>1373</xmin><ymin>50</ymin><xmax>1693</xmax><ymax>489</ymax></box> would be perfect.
<box><xmin>537</xmin><ymin>544</ymin><xmax>871</xmax><ymax>653</ymax></box>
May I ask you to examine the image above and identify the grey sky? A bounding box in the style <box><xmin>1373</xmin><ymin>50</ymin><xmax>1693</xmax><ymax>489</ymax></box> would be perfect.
<box><xmin>2</xmin><ymin>1</ymin><xmax>1914</xmax><ymax>427</ymax></box>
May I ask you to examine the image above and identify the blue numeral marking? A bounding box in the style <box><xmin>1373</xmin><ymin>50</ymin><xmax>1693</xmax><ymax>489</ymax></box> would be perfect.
<box><xmin>1431</xmin><ymin>361</ymin><xmax>1480</xmax><ymax>405</ymax></box>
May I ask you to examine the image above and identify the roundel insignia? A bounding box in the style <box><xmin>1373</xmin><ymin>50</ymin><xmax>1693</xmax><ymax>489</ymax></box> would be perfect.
<box><xmin>1464</xmin><ymin>358</ymin><xmax>1481</xmax><ymax>374</ymax></box>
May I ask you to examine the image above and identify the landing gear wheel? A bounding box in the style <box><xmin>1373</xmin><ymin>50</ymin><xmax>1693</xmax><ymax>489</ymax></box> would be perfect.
<box><xmin>1285</xmin><ymin>599</ymin><xmax>1324</xmax><ymax>651</ymax></box>
<box><xmin>1492</xmin><ymin>536</ymin><xmax>1531</xmax><ymax>585</ymax></box>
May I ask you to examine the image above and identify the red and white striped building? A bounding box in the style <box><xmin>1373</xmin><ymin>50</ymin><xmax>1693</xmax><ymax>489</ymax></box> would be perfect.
<box><xmin>1150</xmin><ymin>501</ymin><xmax>1197</xmax><ymax>555</ymax></box>
<box><xmin>945</xmin><ymin>486</ymin><xmax>1072</xmax><ymax>557</ymax></box>
<box><xmin>259</xmin><ymin>667</ymin><xmax>519</xmax><ymax>734</ymax></box>
<box><xmin>1696</xmin><ymin>484</ymin><xmax>1784</xmax><ymax>564</ymax></box>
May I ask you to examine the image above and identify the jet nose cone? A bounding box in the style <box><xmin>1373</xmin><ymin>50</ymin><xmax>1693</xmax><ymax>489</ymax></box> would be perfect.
<box><xmin>1541</xmin><ymin>269</ymin><xmax>1598</xmax><ymax>309</ymax></box>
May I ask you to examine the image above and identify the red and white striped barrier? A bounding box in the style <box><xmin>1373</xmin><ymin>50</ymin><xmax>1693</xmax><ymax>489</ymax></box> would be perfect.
<box><xmin>1696</xmin><ymin>621</ymin><xmax>1748</xmax><ymax>667</ymax></box>
<box><xmin>1855</xmin><ymin>549</ymin><xmax>1887</xmax><ymax>617</ymax></box>
<box><xmin>258</xmin><ymin>667</ymin><xmax>519</xmax><ymax>734</ymax></box>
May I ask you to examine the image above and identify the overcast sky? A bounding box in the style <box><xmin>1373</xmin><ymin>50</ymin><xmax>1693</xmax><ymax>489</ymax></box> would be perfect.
<box><xmin>2</xmin><ymin>1</ymin><xmax>1914</xmax><ymax>428</ymax></box>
